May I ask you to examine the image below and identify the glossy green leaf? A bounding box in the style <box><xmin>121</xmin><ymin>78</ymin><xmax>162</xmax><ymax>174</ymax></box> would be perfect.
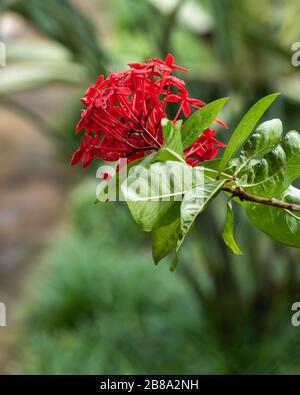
<box><xmin>152</xmin><ymin>217</ymin><xmax>181</xmax><ymax>264</ymax></box>
<box><xmin>181</xmin><ymin>97</ymin><xmax>229</xmax><ymax>149</ymax></box>
<box><xmin>218</xmin><ymin>93</ymin><xmax>280</xmax><ymax>174</ymax></box>
<box><xmin>222</xmin><ymin>201</ymin><xmax>243</xmax><ymax>255</ymax></box>
<box><xmin>122</xmin><ymin>161</ymin><xmax>202</xmax><ymax>231</ymax></box>
<box><xmin>245</xmin><ymin>186</ymin><xmax>300</xmax><ymax>248</ymax></box>
<box><xmin>282</xmin><ymin>130</ymin><xmax>300</xmax><ymax>182</ymax></box>
<box><xmin>177</xmin><ymin>179</ymin><xmax>226</xmax><ymax>251</ymax></box>
<box><xmin>239</xmin><ymin>130</ymin><xmax>300</xmax><ymax>197</ymax></box>
<box><xmin>153</xmin><ymin>201</ymin><xmax>181</xmax><ymax>228</ymax></box>
<box><xmin>151</xmin><ymin>202</ymin><xmax>181</xmax><ymax>265</ymax></box>
<box><xmin>237</xmin><ymin>119</ymin><xmax>283</xmax><ymax>169</ymax></box>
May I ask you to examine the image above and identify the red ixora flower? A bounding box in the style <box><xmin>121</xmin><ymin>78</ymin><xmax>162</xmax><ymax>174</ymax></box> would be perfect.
<box><xmin>71</xmin><ymin>53</ymin><xmax>226</xmax><ymax>168</ymax></box>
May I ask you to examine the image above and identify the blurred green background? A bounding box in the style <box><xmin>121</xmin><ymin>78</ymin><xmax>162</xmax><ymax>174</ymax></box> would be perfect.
<box><xmin>1</xmin><ymin>0</ymin><xmax>300</xmax><ymax>374</ymax></box>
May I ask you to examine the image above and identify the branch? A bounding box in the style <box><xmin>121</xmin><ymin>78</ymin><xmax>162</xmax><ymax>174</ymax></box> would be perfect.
<box><xmin>222</xmin><ymin>185</ymin><xmax>300</xmax><ymax>212</ymax></box>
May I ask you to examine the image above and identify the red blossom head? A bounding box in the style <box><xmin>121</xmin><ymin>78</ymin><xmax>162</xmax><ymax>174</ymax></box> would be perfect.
<box><xmin>71</xmin><ymin>53</ymin><xmax>226</xmax><ymax>168</ymax></box>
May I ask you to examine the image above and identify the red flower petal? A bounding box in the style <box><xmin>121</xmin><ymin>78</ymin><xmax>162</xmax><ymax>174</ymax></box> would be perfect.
<box><xmin>164</xmin><ymin>53</ymin><xmax>175</xmax><ymax>66</ymax></box>
<box><xmin>166</xmin><ymin>94</ymin><xmax>182</xmax><ymax>103</ymax></box>
<box><xmin>182</xmin><ymin>101</ymin><xmax>190</xmax><ymax>117</ymax></box>
<box><xmin>70</xmin><ymin>148</ymin><xmax>83</xmax><ymax>166</ymax></box>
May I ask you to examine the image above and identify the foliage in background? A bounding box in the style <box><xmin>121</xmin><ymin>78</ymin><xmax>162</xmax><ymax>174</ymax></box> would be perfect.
<box><xmin>10</xmin><ymin>181</ymin><xmax>214</xmax><ymax>374</ymax></box>
<box><xmin>8</xmin><ymin>181</ymin><xmax>300</xmax><ymax>374</ymax></box>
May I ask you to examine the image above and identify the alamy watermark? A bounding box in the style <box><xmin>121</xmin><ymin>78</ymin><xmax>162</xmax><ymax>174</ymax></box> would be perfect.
<box><xmin>291</xmin><ymin>302</ymin><xmax>300</xmax><ymax>327</ymax></box>
<box><xmin>96</xmin><ymin>159</ymin><xmax>205</xmax><ymax>203</ymax></box>
<box><xmin>291</xmin><ymin>42</ymin><xmax>300</xmax><ymax>67</ymax></box>
<box><xmin>0</xmin><ymin>302</ymin><xmax>6</xmax><ymax>327</ymax></box>
<box><xmin>0</xmin><ymin>42</ymin><xmax>6</xmax><ymax>67</ymax></box>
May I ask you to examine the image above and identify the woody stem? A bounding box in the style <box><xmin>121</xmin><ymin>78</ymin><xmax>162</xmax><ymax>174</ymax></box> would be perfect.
<box><xmin>222</xmin><ymin>185</ymin><xmax>300</xmax><ymax>212</ymax></box>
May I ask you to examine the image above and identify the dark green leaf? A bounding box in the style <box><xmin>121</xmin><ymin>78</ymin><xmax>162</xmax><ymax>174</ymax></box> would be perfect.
<box><xmin>152</xmin><ymin>217</ymin><xmax>181</xmax><ymax>264</ymax></box>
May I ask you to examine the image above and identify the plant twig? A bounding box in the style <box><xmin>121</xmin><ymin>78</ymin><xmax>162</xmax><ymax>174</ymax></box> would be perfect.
<box><xmin>222</xmin><ymin>185</ymin><xmax>300</xmax><ymax>212</ymax></box>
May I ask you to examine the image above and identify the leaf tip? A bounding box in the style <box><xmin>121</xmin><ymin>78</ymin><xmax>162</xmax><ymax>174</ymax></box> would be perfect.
<box><xmin>265</xmin><ymin>92</ymin><xmax>281</xmax><ymax>101</ymax></box>
<box><xmin>170</xmin><ymin>254</ymin><xmax>179</xmax><ymax>271</ymax></box>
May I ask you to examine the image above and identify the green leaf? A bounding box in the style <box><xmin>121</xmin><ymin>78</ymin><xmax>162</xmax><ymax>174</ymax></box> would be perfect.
<box><xmin>222</xmin><ymin>201</ymin><xmax>243</xmax><ymax>255</ymax></box>
<box><xmin>239</xmin><ymin>130</ymin><xmax>300</xmax><ymax>197</ymax></box>
<box><xmin>201</xmin><ymin>158</ymin><xmax>221</xmax><ymax>171</ymax></box>
<box><xmin>200</xmin><ymin>158</ymin><xmax>239</xmax><ymax>181</ymax></box>
<box><xmin>151</xmin><ymin>202</ymin><xmax>181</xmax><ymax>265</ymax></box>
<box><xmin>282</xmin><ymin>130</ymin><xmax>300</xmax><ymax>182</ymax></box>
<box><xmin>218</xmin><ymin>93</ymin><xmax>280</xmax><ymax>174</ymax></box>
<box><xmin>170</xmin><ymin>254</ymin><xmax>179</xmax><ymax>272</ymax></box>
<box><xmin>155</xmin><ymin>119</ymin><xmax>184</xmax><ymax>162</ymax></box>
<box><xmin>122</xmin><ymin>161</ymin><xmax>202</xmax><ymax>231</ymax></box>
<box><xmin>153</xmin><ymin>201</ymin><xmax>181</xmax><ymax>228</ymax></box>
<box><xmin>198</xmin><ymin>158</ymin><xmax>222</xmax><ymax>181</ymax></box>
<box><xmin>181</xmin><ymin>97</ymin><xmax>229</xmax><ymax>149</ymax></box>
<box><xmin>161</xmin><ymin>118</ymin><xmax>173</xmax><ymax>139</ymax></box>
<box><xmin>237</xmin><ymin>119</ymin><xmax>283</xmax><ymax>169</ymax></box>
<box><xmin>152</xmin><ymin>217</ymin><xmax>181</xmax><ymax>264</ymax></box>
<box><xmin>245</xmin><ymin>186</ymin><xmax>300</xmax><ymax>248</ymax></box>
<box><xmin>177</xmin><ymin>179</ymin><xmax>226</xmax><ymax>251</ymax></box>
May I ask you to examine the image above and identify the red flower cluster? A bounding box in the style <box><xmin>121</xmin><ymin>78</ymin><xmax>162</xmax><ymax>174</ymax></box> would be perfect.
<box><xmin>71</xmin><ymin>53</ymin><xmax>226</xmax><ymax>168</ymax></box>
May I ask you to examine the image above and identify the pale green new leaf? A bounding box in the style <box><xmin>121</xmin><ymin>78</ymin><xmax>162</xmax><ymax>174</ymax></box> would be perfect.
<box><xmin>155</xmin><ymin>120</ymin><xmax>184</xmax><ymax>162</ymax></box>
